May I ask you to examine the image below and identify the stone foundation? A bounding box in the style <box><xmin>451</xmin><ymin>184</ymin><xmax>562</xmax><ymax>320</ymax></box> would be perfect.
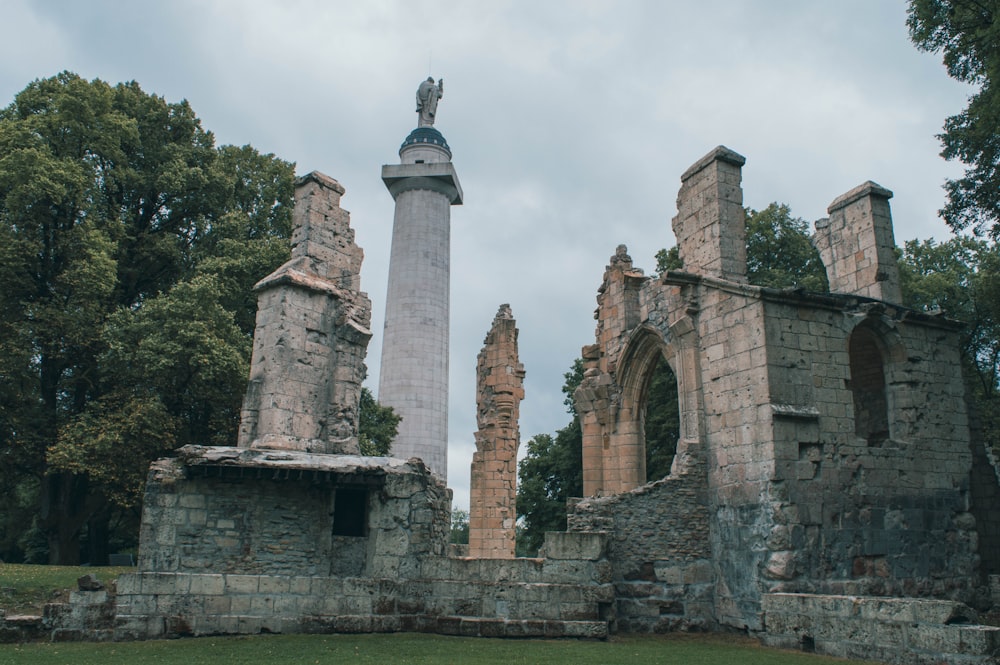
<box><xmin>762</xmin><ymin>593</ymin><xmax>999</xmax><ymax>664</ymax></box>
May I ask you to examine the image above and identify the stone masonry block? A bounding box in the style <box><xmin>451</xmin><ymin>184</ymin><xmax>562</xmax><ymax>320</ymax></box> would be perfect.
<box><xmin>540</xmin><ymin>532</ymin><xmax>607</xmax><ymax>560</ymax></box>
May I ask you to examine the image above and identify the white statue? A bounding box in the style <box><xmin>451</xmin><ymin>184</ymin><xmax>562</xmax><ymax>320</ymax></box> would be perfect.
<box><xmin>416</xmin><ymin>77</ymin><xmax>444</xmax><ymax>127</ymax></box>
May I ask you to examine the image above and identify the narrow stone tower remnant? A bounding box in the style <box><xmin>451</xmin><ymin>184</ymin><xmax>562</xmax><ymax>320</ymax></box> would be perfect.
<box><xmin>379</xmin><ymin>78</ymin><xmax>463</xmax><ymax>480</ymax></box>
<box><xmin>813</xmin><ymin>181</ymin><xmax>902</xmax><ymax>303</ymax></box>
<box><xmin>468</xmin><ymin>304</ymin><xmax>525</xmax><ymax>559</ymax></box>
<box><xmin>672</xmin><ymin>145</ymin><xmax>747</xmax><ymax>282</ymax></box>
<box><xmin>237</xmin><ymin>171</ymin><xmax>373</xmax><ymax>454</ymax></box>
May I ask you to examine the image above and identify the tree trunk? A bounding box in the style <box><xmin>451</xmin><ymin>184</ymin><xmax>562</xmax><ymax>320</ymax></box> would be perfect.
<box><xmin>86</xmin><ymin>508</ymin><xmax>111</xmax><ymax>566</ymax></box>
<box><xmin>41</xmin><ymin>472</ymin><xmax>91</xmax><ymax>565</ymax></box>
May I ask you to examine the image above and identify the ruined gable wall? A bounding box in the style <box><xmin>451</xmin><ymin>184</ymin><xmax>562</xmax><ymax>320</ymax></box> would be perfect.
<box><xmin>567</xmin><ymin>475</ymin><xmax>714</xmax><ymax>632</ymax></box>
<box><xmin>761</xmin><ymin>295</ymin><xmax>978</xmax><ymax>601</ymax></box>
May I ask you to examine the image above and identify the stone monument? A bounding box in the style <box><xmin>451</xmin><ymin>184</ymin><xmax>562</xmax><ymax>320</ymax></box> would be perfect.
<box><xmin>378</xmin><ymin>77</ymin><xmax>463</xmax><ymax>480</ymax></box>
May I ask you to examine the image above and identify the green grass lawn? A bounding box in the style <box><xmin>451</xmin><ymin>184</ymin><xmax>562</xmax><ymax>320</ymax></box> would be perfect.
<box><xmin>0</xmin><ymin>633</ymin><xmax>873</xmax><ymax>665</ymax></box>
<box><xmin>0</xmin><ymin>564</ymin><xmax>133</xmax><ymax>615</ymax></box>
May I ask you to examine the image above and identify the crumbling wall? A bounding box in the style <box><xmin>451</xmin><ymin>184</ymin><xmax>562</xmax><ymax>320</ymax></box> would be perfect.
<box><xmin>762</xmin><ymin>295</ymin><xmax>979</xmax><ymax>601</ymax></box>
<box><xmin>136</xmin><ymin>446</ymin><xmax>450</xmax><ymax>579</ymax></box>
<box><xmin>238</xmin><ymin>172</ymin><xmax>372</xmax><ymax>455</ymax></box>
<box><xmin>116</xmin><ymin>531</ymin><xmax>614</xmax><ymax>641</ymax></box>
<box><xmin>567</xmin><ymin>476</ymin><xmax>714</xmax><ymax>632</ymax></box>
<box><xmin>468</xmin><ymin>305</ymin><xmax>524</xmax><ymax>558</ymax></box>
<box><xmin>573</xmin><ymin>145</ymin><xmax>986</xmax><ymax>644</ymax></box>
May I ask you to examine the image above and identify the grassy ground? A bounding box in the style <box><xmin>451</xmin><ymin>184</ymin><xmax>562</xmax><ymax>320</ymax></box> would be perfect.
<box><xmin>0</xmin><ymin>633</ymin><xmax>873</xmax><ymax>665</ymax></box>
<box><xmin>0</xmin><ymin>564</ymin><xmax>133</xmax><ymax>615</ymax></box>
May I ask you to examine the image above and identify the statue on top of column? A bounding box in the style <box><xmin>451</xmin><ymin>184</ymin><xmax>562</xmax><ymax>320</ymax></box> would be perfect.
<box><xmin>416</xmin><ymin>77</ymin><xmax>444</xmax><ymax>127</ymax></box>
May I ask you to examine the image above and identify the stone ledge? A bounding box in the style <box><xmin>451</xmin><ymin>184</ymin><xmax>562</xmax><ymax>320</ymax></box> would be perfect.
<box><xmin>762</xmin><ymin>593</ymin><xmax>999</xmax><ymax>665</ymax></box>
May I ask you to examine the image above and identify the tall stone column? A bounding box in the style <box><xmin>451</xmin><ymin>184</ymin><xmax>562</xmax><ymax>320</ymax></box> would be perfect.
<box><xmin>379</xmin><ymin>79</ymin><xmax>462</xmax><ymax>480</ymax></box>
<box><xmin>468</xmin><ymin>305</ymin><xmax>525</xmax><ymax>558</ymax></box>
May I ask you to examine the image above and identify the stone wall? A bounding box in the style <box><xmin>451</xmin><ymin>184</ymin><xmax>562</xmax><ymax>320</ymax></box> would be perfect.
<box><xmin>762</xmin><ymin>593</ymin><xmax>999</xmax><ymax>664</ymax></box>
<box><xmin>566</xmin><ymin>474</ymin><xmax>714</xmax><ymax>632</ymax></box>
<box><xmin>136</xmin><ymin>447</ymin><xmax>450</xmax><ymax>579</ymax></box>
<box><xmin>572</xmin><ymin>145</ymin><xmax>992</xmax><ymax>653</ymax></box>
<box><xmin>814</xmin><ymin>181</ymin><xmax>902</xmax><ymax>303</ymax></box>
<box><xmin>760</xmin><ymin>293</ymin><xmax>978</xmax><ymax>602</ymax></box>
<box><xmin>238</xmin><ymin>171</ymin><xmax>372</xmax><ymax>455</ymax></box>
<box><xmin>116</xmin><ymin>531</ymin><xmax>613</xmax><ymax>640</ymax></box>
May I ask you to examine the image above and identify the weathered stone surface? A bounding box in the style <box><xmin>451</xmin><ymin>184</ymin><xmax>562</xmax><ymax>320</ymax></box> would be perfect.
<box><xmin>468</xmin><ymin>305</ymin><xmax>524</xmax><ymax>558</ymax></box>
<box><xmin>237</xmin><ymin>171</ymin><xmax>372</xmax><ymax>455</ymax></box>
<box><xmin>762</xmin><ymin>593</ymin><xmax>999</xmax><ymax>665</ymax></box>
<box><xmin>571</xmin><ymin>146</ymin><xmax>991</xmax><ymax>653</ymax></box>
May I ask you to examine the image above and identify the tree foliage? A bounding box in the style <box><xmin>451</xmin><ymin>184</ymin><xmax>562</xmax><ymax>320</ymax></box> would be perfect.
<box><xmin>516</xmin><ymin>360</ymin><xmax>584</xmax><ymax>556</ymax></box>
<box><xmin>908</xmin><ymin>0</ymin><xmax>1000</xmax><ymax>238</ymax></box>
<box><xmin>449</xmin><ymin>508</ymin><xmax>470</xmax><ymax>545</ymax></box>
<box><xmin>657</xmin><ymin>204</ymin><xmax>829</xmax><ymax>292</ymax></box>
<box><xmin>745</xmin><ymin>203</ymin><xmax>829</xmax><ymax>291</ymax></box>
<box><xmin>358</xmin><ymin>387</ymin><xmax>401</xmax><ymax>457</ymax></box>
<box><xmin>899</xmin><ymin>236</ymin><xmax>1000</xmax><ymax>400</ymax></box>
<box><xmin>0</xmin><ymin>72</ymin><xmax>295</xmax><ymax>563</ymax></box>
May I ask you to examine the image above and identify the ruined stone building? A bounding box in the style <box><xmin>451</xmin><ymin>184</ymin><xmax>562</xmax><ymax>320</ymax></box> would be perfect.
<box><xmin>102</xmin><ymin>133</ymin><xmax>999</xmax><ymax>663</ymax></box>
<box><xmin>568</xmin><ymin>146</ymin><xmax>999</xmax><ymax>660</ymax></box>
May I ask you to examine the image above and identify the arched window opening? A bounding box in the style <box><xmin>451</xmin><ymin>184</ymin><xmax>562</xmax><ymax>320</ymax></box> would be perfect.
<box><xmin>849</xmin><ymin>326</ymin><xmax>889</xmax><ymax>446</ymax></box>
<box><xmin>644</xmin><ymin>356</ymin><xmax>680</xmax><ymax>481</ymax></box>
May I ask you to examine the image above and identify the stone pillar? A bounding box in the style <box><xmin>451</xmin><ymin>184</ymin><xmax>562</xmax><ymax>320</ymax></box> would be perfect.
<box><xmin>379</xmin><ymin>127</ymin><xmax>463</xmax><ymax>481</ymax></box>
<box><xmin>672</xmin><ymin>146</ymin><xmax>747</xmax><ymax>282</ymax></box>
<box><xmin>814</xmin><ymin>181</ymin><xmax>902</xmax><ymax>303</ymax></box>
<box><xmin>468</xmin><ymin>305</ymin><xmax>525</xmax><ymax>558</ymax></box>
<box><xmin>237</xmin><ymin>171</ymin><xmax>373</xmax><ymax>454</ymax></box>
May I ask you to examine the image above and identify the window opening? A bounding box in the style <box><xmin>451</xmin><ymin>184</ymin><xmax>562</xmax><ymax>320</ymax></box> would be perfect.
<box><xmin>849</xmin><ymin>327</ymin><xmax>889</xmax><ymax>446</ymax></box>
<box><xmin>332</xmin><ymin>488</ymin><xmax>368</xmax><ymax>537</ymax></box>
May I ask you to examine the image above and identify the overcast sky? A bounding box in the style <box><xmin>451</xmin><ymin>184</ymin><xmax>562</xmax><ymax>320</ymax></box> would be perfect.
<box><xmin>1</xmin><ymin>1</ymin><xmax>972</xmax><ymax>510</ymax></box>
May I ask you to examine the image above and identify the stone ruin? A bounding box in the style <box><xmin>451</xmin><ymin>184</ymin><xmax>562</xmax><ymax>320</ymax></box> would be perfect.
<box><xmin>77</xmin><ymin>148</ymin><xmax>999</xmax><ymax>663</ymax></box>
<box><xmin>469</xmin><ymin>304</ymin><xmax>525</xmax><ymax>559</ymax></box>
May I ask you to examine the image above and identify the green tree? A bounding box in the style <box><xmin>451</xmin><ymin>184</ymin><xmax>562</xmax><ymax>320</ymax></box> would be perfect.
<box><xmin>745</xmin><ymin>203</ymin><xmax>829</xmax><ymax>291</ymax></box>
<box><xmin>908</xmin><ymin>0</ymin><xmax>1000</xmax><ymax>238</ymax></box>
<box><xmin>516</xmin><ymin>360</ymin><xmax>584</xmax><ymax>556</ymax></box>
<box><xmin>899</xmin><ymin>236</ymin><xmax>1000</xmax><ymax>403</ymax></box>
<box><xmin>449</xmin><ymin>508</ymin><xmax>470</xmax><ymax>545</ymax></box>
<box><xmin>358</xmin><ymin>388</ymin><xmax>401</xmax><ymax>456</ymax></box>
<box><xmin>644</xmin><ymin>358</ymin><xmax>680</xmax><ymax>481</ymax></box>
<box><xmin>657</xmin><ymin>204</ymin><xmax>829</xmax><ymax>292</ymax></box>
<box><xmin>0</xmin><ymin>72</ymin><xmax>295</xmax><ymax>564</ymax></box>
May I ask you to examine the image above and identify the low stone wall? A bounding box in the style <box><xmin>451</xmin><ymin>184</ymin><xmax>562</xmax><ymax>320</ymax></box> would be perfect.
<box><xmin>762</xmin><ymin>593</ymin><xmax>1000</xmax><ymax>664</ymax></box>
<box><xmin>0</xmin><ymin>587</ymin><xmax>115</xmax><ymax>643</ymax></box>
<box><xmin>566</xmin><ymin>473</ymin><xmax>714</xmax><ymax>632</ymax></box>
<box><xmin>115</xmin><ymin>532</ymin><xmax>614</xmax><ymax>640</ymax></box>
